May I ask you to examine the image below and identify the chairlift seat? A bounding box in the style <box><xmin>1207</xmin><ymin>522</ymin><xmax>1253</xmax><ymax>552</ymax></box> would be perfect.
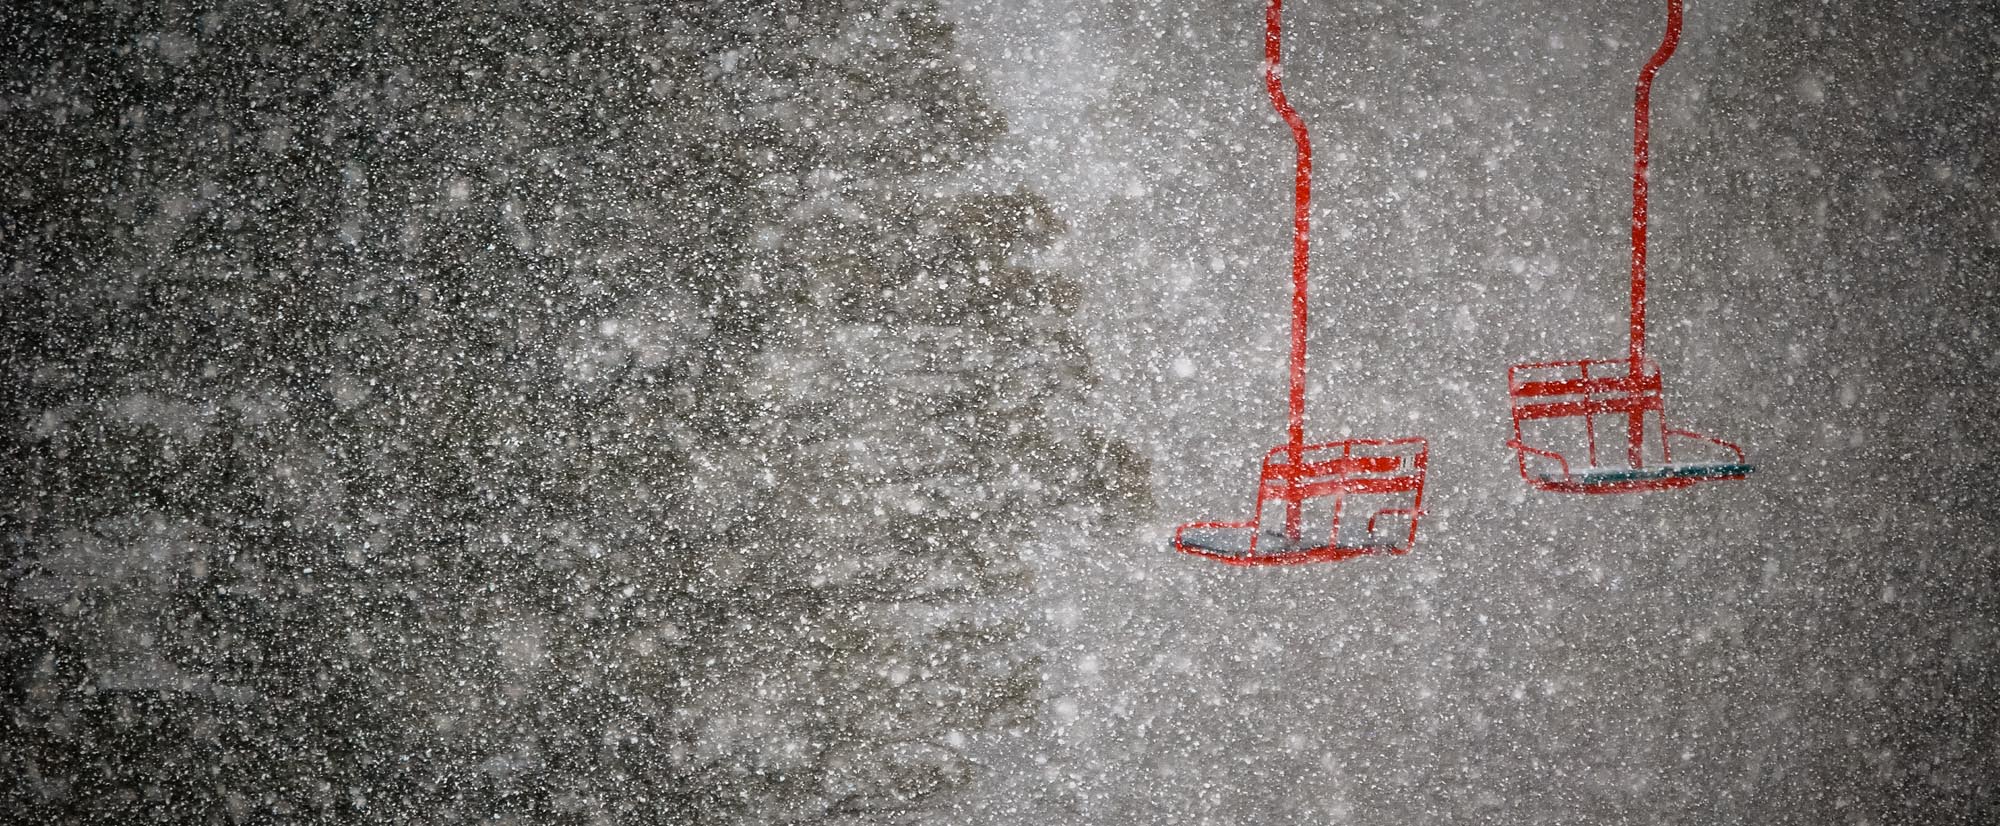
<box><xmin>1507</xmin><ymin>357</ymin><xmax>1752</xmax><ymax>494</ymax></box>
<box><xmin>1174</xmin><ymin>437</ymin><xmax>1428</xmax><ymax>566</ymax></box>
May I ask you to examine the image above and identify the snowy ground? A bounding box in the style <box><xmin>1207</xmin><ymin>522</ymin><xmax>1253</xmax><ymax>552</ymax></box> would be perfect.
<box><xmin>945</xmin><ymin>0</ymin><xmax>1998</xmax><ymax>821</ymax></box>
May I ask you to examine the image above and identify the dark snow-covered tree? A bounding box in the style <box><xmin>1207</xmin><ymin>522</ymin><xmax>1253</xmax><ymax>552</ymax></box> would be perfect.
<box><xmin>3</xmin><ymin>1</ymin><xmax>1144</xmax><ymax>822</ymax></box>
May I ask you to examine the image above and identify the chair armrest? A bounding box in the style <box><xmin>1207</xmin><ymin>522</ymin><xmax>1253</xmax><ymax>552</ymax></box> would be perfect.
<box><xmin>1505</xmin><ymin>438</ymin><xmax>1574</xmax><ymax>480</ymax></box>
<box><xmin>1664</xmin><ymin>428</ymin><xmax>1747</xmax><ymax>463</ymax></box>
<box><xmin>1365</xmin><ymin>507</ymin><xmax>1426</xmax><ymax>535</ymax></box>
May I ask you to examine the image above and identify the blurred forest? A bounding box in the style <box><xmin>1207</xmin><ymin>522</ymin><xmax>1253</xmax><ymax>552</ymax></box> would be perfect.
<box><xmin>3</xmin><ymin>1</ymin><xmax>1143</xmax><ymax>822</ymax></box>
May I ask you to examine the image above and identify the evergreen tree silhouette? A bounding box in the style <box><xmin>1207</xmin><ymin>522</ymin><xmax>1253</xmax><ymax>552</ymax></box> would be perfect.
<box><xmin>4</xmin><ymin>1</ymin><xmax>1145</xmax><ymax>822</ymax></box>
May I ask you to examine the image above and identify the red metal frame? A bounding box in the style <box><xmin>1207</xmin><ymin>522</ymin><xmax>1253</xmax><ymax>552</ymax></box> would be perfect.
<box><xmin>1504</xmin><ymin>0</ymin><xmax>1751</xmax><ymax>493</ymax></box>
<box><xmin>1175</xmin><ymin>438</ymin><xmax>1428</xmax><ymax>566</ymax></box>
<box><xmin>1507</xmin><ymin>358</ymin><xmax>1749</xmax><ymax>493</ymax></box>
<box><xmin>1172</xmin><ymin>0</ymin><xmax>1428</xmax><ymax>564</ymax></box>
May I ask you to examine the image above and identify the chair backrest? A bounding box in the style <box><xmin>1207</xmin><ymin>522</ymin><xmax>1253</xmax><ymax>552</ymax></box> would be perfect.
<box><xmin>1258</xmin><ymin>439</ymin><xmax>1425</xmax><ymax>500</ymax></box>
<box><xmin>1509</xmin><ymin>358</ymin><xmax>1664</xmax><ymax>422</ymax></box>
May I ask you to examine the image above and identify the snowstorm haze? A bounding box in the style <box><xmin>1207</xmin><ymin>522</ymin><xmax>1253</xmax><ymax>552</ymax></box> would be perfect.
<box><xmin>945</xmin><ymin>0</ymin><xmax>1999</xmax><ymax>819</ymax></box>
<box><xmin>6</xmin><ymin>0</ymin><xmax>1997</xmax><ymax>823</ymax></box>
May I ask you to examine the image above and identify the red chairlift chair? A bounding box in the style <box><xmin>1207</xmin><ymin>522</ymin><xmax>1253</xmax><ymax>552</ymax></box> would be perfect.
<box><xmin>1506</xmin><ymin>0</ymin><xmax>1752</xmax><ymax>493</ymax></box>
<box><xmin>1173</xmin><ymin>0</ymin><xmax>1428</xmax><ymax>565</ymax></box>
